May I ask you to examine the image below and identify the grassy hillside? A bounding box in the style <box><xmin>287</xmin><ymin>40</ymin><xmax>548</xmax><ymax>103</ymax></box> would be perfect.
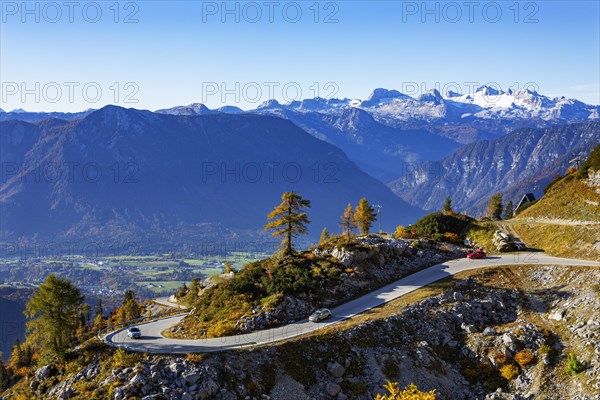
<box><xmin>465</xmin><ymin>221</ymin><xmax>499</xmax><ymax>254</ymax></box>
<box><xmin>509</xmin><ymin>144</ymin><xmax>600</xmax><ymax>260</ymax></box>
<box><xmin>509</xmin><ymin>223</ymin><xmax>598</xmax><ymax>260</ymax></box>
<box><xmin>517</xmin><ymin>177</ymin><xmax>599</xmax><ymax>223</ymax></box>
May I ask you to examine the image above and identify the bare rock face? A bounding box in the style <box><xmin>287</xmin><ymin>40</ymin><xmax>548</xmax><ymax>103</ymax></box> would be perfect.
<box><xmin>586</xmin><ymin>169</ymin><xmax>600</xmax><ymax>189</ymax></box>
<box><xmin>389</xmin><ymin>122</ymin><xmax>600</xmax><ymax>213</ymax></box>
<box><xmin>330</xmin><ymin>247</ymin><xmax>353</xmax><ymax>266</ymax></box>
<box><xmin>34</xmin><ymin>365</ymin><xmax>55</xmax><ymax>381</ymax></box>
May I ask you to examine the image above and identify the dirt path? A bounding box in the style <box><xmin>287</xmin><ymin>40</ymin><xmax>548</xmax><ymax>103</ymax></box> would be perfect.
<box><xmin>497</xmin><ymin>221</ymin><xmax>523</xmax><ymax>242</ymax></box>
<box><xmin>515</xmin><ymin>217</ymin><xmax>600</xmax><ymax>226</ymax></box>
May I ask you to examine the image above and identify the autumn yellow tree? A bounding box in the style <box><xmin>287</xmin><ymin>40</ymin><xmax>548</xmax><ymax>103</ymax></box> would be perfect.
<box><xmin>25</xmin><ymin>274</ymin><xmax>84</xmax><ymax>358</ymax></box>
<box><xmin>354</xmin><ymin>198</ymin><xmax>378</xmax><ymax>235</ymax></box>
<box><xmin>264</xmin><ymin>192</ymin><xmax>311</xmax><ymax>255</ymax></box>
<box><xmin>224</xmin><ymin>261</ymin><xmax>233</xmax><ymax>274</ymax></box>
<box><xmin>94</xmin><ymin>299</ymin><xmax>104</xmax><ymax>332</ymax></box>
<box><xmin>393</xmin><ymin>225</ymin><xmax>408</xmax><ymax>239</ymax></box>
<box><xmin>340</xmin><ymin>203</ymin><xmax>357</xmax><ymax>241</ymax></box>
<box><xmin>486</xmin><ymin>193</ymin><xmax>503</xmax><ymax>220</ymax></box>
<box><xmin>318</xmin><ymin>227</ymin><xmax>330</xmax><ymax>246</ymax></box>
<box><xmin>118</xmin><ymin>290</ymin><xmax>141</xmax><ymax>323</ymax></box>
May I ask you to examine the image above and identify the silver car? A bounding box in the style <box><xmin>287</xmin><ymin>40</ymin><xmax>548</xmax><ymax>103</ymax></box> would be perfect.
<box><xmin>309</xmin><ymin>308</ymin><xmax>332</xmax><ymax>322</ymax></box>
<box><xmin>127</xmin><ymin>327</ymin><xmax>142</xmax><ymax>339</ymax></box>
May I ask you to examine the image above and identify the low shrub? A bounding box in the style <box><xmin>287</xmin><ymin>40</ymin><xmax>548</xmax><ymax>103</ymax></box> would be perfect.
<box><xmin>493</xmin><ymin>351</ymin><xmax>508</xmax><ymax>365</ymax></box>
<box><xmin>565</xmin><ymin>353</ymin><xmax>588</xmax><ymax>376</ymax></box>
<box><xmin>515</xmin><ymin>349</ymin><xmax>535</xmax><ymax>368</ymax></box>
<box><xmin>442</xmin><ymin>232</ymin><xmax>461</xmax><ymax>243</ymax></box>
<box><xmin>411</xmin><ymin>212</ymin><xmax>473</xmax><ymax>239</ymax></box>
<box><xmin>375</xmin><ymin>381</ymin><xmax>436</xmax><ymax>400</ymax></box>
<box><xmin>513</xmin><ymin>328</ymin><xmax>525</xmax><ymax>336</ymax></box>
<box><xmin>206</xmin><ymin>321</ymin><xmax>236</xmax><ymax>337</ymax></box>
<box><xmin>538</xmin><ymin>344</ymin><xmax>552</xmax><ymax>355</ymax></box>
<box><xmin>185</xmin><ymin>353</ymin><xmax>205</xmax><ymax>363</ymax></box>
<box><xmin>111</xmin><ymin>348</ymin><xmax>142</xmax><ymax>368</ymax></box>
<box><xmin>499</xmin><ymin>363</ymin><xmax>520</xmax><ymax>380</ymax></box>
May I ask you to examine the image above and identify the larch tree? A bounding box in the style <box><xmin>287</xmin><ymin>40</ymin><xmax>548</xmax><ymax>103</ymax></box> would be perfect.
<box><xmin>486</xmin><ymin>193</ymin><xmax>503</xmax><ymax>220</ymax></box>
<box><xmin>94</xmin><ymin>299</ymin><xmax>104</xmax><ymax>331</ymax></box>
<box><xmin>340</xmin><ymin>203</ymin><xmax>357</xmax><ymax>240</ymax></box>
<box><xmin>224</xmin><ymin>261</ymin><xmax>233</xmax><ymax>274</ymax></box>
<box><xmin>318</xmin><ymin>227</ymin><xmax>330</xmax><ymax>246</ymax></box>
<box><xmin>119</xmin><ymin>290</ymin><xmax>141</xmax><ymax>323</ymax></box>
<box><xmin>24</xmin><ymin>274</ymin><xmax>84</xmax><ymax>358</ymax></box>
<box><xmin>393</xmin><ymin>225</ymin><xmax>408</xmax><ymax>239</ymax></box>
<box><xmin>442</xmin><ymin>196</ymin><xmax>453</xmax><ymax>214</ymax></box>
<box><xmin>264</xmin><ymin>192</ymin><xmax>311</xmax><ymax>255</ymax></box>
<box><xmin>184</xmin><ymin>277</ymin><xmax>202</xmax><ymax>307</ymax></box>
<box><xmin>354</xmin><ymin>198</ymin><xmax>377</xmax><ymax>235</ymax></box>
<box><xmin>9</xmin><ymin>339</ymin><xmax>28</xmax><ymax>369</ymax></box>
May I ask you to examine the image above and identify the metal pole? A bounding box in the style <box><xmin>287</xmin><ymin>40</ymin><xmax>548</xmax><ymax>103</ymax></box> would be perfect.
<box><xmin>373</xmin><ymin>204</ymin><xmax>382</xmax><ymax>234</ymax></box>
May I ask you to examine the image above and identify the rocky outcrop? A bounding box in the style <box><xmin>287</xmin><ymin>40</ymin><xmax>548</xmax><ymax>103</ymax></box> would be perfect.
<box><xmin>9</xmin><ymin>265</ymin><xmax>600</xmax><ymax>400</ymax></box>
<box><xmin>587</xmin><ymin>169</ymin><xmax>600</xmax><ymax>192</ymax></box>
<box><xmin>231</xmin><ymin>237</ymin><xmax>464</xmax><ymax>333</ymax></box>
<box><xmin>108</xmin><ymin>359</ymin><xmax>219</xmax><ymax>400</ymax></box>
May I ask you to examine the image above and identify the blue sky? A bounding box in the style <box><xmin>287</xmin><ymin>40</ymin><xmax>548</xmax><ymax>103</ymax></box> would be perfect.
<box><xmin>1</xmin><ymin>0</ymin><xmax>599</xmax><ymax>112</ymax></box>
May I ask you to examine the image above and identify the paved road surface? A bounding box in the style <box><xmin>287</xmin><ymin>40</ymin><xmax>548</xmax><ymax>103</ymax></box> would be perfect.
<box><xmin>153</xmin><ymin>296</ymin><xmax>188</xmax><ymax>310</ymax></box>
<box><xmin>103</xmin><ymin>253</ymin><xmax>598</xmax><ymax>354</ymax></box>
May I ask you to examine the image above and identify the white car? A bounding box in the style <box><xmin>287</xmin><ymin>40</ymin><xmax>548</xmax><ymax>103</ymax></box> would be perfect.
<box><xmin>127</xmin><ymin>327</ymin><xmax>142</xmax><ymax>339</ymax></box>
<box><xmin>309</xmin><ymin>308</ymin><xmax>332</xmax><ymax>322</ymax></box>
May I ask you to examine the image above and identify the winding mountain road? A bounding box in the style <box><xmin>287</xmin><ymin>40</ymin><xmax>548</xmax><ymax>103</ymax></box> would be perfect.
<box><xmin>103</xmin><ymin>253</ymin><xmax>599</xmax><ymax>354</ymax></box>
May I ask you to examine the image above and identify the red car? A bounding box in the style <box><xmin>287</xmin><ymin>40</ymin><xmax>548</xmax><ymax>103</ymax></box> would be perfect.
<box><xmin>467</xmin><ymin>250</ymin><xmax>486</xmax><ymax>259</ymax></box>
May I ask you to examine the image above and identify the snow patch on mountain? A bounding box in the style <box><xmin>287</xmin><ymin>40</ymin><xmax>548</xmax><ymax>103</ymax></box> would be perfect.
<box><xmin>248</xmin><ymin>86</ymin><xmax>599</xmax><ymax>123</ymax></box>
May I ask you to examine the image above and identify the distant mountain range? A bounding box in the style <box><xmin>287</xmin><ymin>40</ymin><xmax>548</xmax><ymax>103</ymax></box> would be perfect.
<box><xmin>245</xmin><ymin>107</ymin><xmax>463</xmax><ymax>182</ymax></box>
<box><xmin>3</xmin><ymin>87</ymin><xmax>598</xmax><ymax>182</ymax></box>
<box><xmin>2</xmin><ymin>88</ymin><xmax>598</xmax><ymax>244</ymax></box>
<box><xmin>0</xmin><ymin>106</ymin><xmax>422</xmax><ymax>249</ymax></box>
<box><xmin>388</xmin><ymin>121</ymin><xmax>600</xmax><ymax>215</ymax></box>
<box><xmin>0</xmin><ymin>108</ymin><xmax>93</xmax><ymax>122</ymax></box>
<box><xmin>250</xmin><ymin>86</ymin><xmax>599</xmax><ymax>123</ymax></box>
<box><xmin>152</xmin><ymin>86</ymin><xmax>600</xmax><ymax>181</ymax></box>
<box><xmin>4</xmin><ymin>87</ymin><xmax>597</xmax><ymax>126</ymax></box>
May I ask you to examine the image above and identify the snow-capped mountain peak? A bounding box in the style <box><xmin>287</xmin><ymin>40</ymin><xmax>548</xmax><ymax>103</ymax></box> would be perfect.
<box><xmin>475</xmin><ymin>85</ymin><xmax>503</xmax><ymax>96</ymax></box>
<box><xmin>361</xmin><ymin>88</ymin><xmax>411</xmax><ymax>107</ymax></box>
<box><xmin>445</xmin><ymin>90</ymin><xmax>463</xmax><ymax>98</ymax></box>
<box><xmin>216</xmin><ymin>105</ymin><xmax>243</xmax><ymax>114</ymax></box>
<box><xmin>256</xmin><ymin>99</ymin><xmax>282</xmax><ymax>110</ymax></box>
<box><xmin>155</xmin><ymin>103</ymin><xmax>212</xmax><ymax>115</ymax></box>
<box><xmin>418</xmin><ymin>89</ymin><xmax>444</xmax><ymax>104</ymax></box>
